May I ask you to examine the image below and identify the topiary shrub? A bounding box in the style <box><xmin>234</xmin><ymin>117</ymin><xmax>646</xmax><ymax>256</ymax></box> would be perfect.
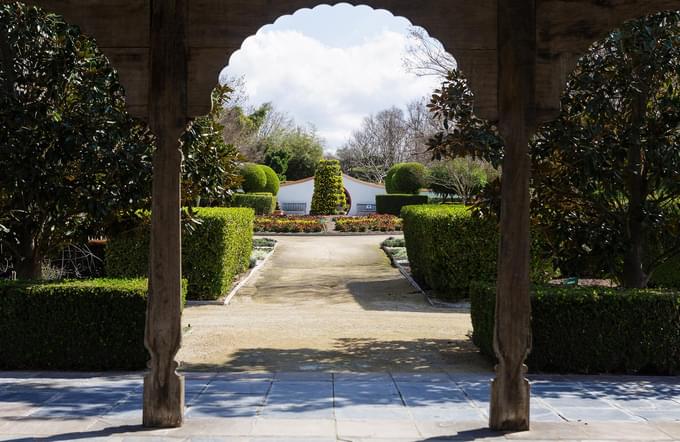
<box><xmin>649</xmin><ymin>256</ymin><xmax>680</xmax><ymax>289</ymax></box>
<box><xmin>375</xmin><ymin>194</ymin><xmax>428</xmax><ymax>216</ymax></box>
<box><xmin>470</xmin><ymin>282</ymin><xmax>680</xmax><ymax>374</ymax></box>
<box><xmin>391</xmin><ymin>162</ymin><xmax>428</xmax><ymax>194</ymax></box>
<box><xmin>385</xmin><ymin>164</ymin><xmax>403</xmax><ymax>194</ymax></box>
<box><xmin>240</xmin><ymin>163</ymin><xmax>267</xmax><ymax>193</ymax></box>
<box><xmin>401</xmin><ymin>204</ymin><xmax>553</xmax><ymax>300</ymax></box>
<box><xmin>106</xmin><ymin>208</ymin><xmax>254</xmax><ymax>300</ymax></box>
<box><xmin>233</xmin><ymin>193</ymin><xmax>276</xmax><ymax>215</ymax></box>
<box><xmin>310</xmin><ymin>159</ymin><xmax>346</xmax><ymax>215</ymax></box>
<box><xmin>0</xmin><ymin>278</ymin><xmax>186</xmax><ymax>370</ymax></box>
<box><xmin>260</xmin><ymin>165</ymin><xmax>280</xmax><ymax>196</ymax></box>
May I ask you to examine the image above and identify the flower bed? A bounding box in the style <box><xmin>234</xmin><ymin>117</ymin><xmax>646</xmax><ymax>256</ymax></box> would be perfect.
<box><xmin>254</xmin><ymin>216</ymin><xmax>325</xmax><ymax>233</ymax></box>
<box><xmin>335</xmin><ymin>215</ymin><xmax>402</xmax><ymax>232</ymax></box>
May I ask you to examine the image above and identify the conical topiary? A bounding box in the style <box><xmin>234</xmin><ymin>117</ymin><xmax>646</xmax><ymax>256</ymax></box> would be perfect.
<box><xmin>310</xmin><ymin>160</ymin><xmax>346</xmax><ymax>215</ymax></box>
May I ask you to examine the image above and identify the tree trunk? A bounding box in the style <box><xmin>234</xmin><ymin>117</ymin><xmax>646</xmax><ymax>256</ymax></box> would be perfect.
<box><xmin>622</xmin><ymin>84</ymin><xmax>648</xmax><ymax>289</ymax></box>
<box><xmin>15</xmin><ymin>231</ymin><xmax>42</xmax><ymax>280</ymax></box>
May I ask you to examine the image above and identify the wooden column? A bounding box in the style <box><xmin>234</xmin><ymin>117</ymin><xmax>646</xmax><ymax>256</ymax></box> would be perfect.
<box><xmin>143</xmin><ymin>0</ymin><xmax>187</xmax><ymax>428</ymax></box>
<box><xmin>489</xmin><ymin>0</ymin><xmax>536</xmax><ymax>432</ymax></box>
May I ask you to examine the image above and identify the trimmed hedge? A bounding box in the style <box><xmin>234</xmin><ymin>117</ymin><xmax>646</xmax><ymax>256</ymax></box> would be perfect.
<box><xmin>241</xmin><ymin>163</ymin><xmax>267</xmax><ymax>193</ymax></box>
<box><xmin>401</xmin><ymin>204</ymin><xmax>553</xmax><ymax>300</ymax></box>
<box><xmin>106</xmin><ymin>207</ymin><xmax>254</xmax><ymax>300</ymax></box>
<box><xmin>0</xmin><ymin>278</ymin><xmax>186</xmax><ymax>370</ymax></box>
<box><xmin>233</xmin><ymin>192</ymin><xmax>276</xmax><ymax>215</ymax></box>
<box><xmin>470</xmin><ymin>282</ymin><xmax>680</xmax><ymax>374</ymax></box>
<box><xmin>376</xmin><ymin>194</ymin><xmax>428</xmax><ymax>216</ymax></box>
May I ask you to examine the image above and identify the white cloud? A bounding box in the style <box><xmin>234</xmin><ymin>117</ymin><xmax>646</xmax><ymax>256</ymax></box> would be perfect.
<box><xmin>221</xmin><ymin>28</ymin><xmax>440</xmax><ymax>151</ymax></box>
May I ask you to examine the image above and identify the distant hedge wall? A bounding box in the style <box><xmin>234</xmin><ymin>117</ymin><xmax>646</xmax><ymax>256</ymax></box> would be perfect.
<box><xmin>401</xmin><ymin>204</ymin><xmax>553</xmax><ymax>300</ymax></box>
<box><xmin>0</xmin><ymin>278</ymin><xmax>186</xmax><ymax>370</ymax></box>
<box><xmin>233</xmin><ymin>193</ymin><xmax>276</xmax><ymax>215</ymax></box>
<box><xmin>375</xmin><ymin>194</ymin><xmax>428</xmax><ymax>216</ymax></box>
<box><xmin>470</xmin><ymin>282</ymin><xmax>680</xmax><ymax>374</ymax></box>
<box><xmin>107</xmin><ymin>207</ymin><xmax>254</xmax><ymax>300</ymax></box>
<box><xmin>650</xmin><ymin>256</ymin><xmax>680</xmax><ymax>289</ymax></box>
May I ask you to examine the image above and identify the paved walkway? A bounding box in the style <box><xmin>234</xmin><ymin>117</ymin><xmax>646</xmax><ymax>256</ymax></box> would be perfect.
<box><xmin>178</xmin><ymin>235</ymin><xmax>488</xmax><ymax>372</ymax></box>
<box><xmin>2</xmin><ymin>371</ymin><xmax>680</xmax><ymax>440</ymax></box>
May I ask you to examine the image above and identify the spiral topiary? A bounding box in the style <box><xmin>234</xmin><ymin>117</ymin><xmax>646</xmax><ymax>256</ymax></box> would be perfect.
<box><xmin>240</xmin><ymin>163</ymin><xmax>267</xmax><ymax>193</ymax></box>
<box><xmin>310</xmin><ymin>160</ymin><xmax>346</xmax><ymax>215</ymax></box>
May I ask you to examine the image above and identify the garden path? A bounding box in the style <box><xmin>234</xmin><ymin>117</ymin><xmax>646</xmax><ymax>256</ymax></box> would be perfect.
<box><xmin>177</xmin><ymin>235</ymin><xmax>490</xmax><ymax>372</ymax></box>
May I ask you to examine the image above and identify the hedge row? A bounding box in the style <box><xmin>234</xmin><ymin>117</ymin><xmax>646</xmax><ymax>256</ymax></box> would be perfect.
<box><xmin>107</xmin><ymin>207</ymin><xmax>254</xmax><ymax>300</ymax></box>
<box><xmin>650</xmin><ymin>256</ymin><xmax>680</xmax><ymax>289</ymax></box>
<box><xmin>233</xmin><ymin>192</ymin><xmax>276</xmax><ymax>215</ymax></box>
<box><xmin>0</xmin><ymin>278</ymin><xmax>186</xmax><ymax>370</ymax></box>
<box><xmin>376</xmin><ymin>194</ymin><xmax>428</xmax><ymax>216</ymax></box>
<box><xmin>470</xmin><ymin>282</ymin><xmax>680</xmax><ymax>374</ymax></box>
<box><xmin>401</xmin><ymin>204</ymin><xmax>553</xmax><ymax>300</ymax></box>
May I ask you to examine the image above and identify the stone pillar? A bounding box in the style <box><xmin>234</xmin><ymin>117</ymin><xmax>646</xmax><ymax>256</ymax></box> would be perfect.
<box><xmin>489</xmin><ymin>0</ymin><xmax>536</xmax><ymax>432</ymax></box>
<box><xmin>143</xmin><ymin>0</ymin><xmax>187</xmax><ymax>428</ymax></box>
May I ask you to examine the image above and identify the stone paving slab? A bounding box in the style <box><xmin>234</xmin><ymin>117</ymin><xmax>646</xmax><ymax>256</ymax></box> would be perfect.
<box><xmin>2</xmin><ymin>371</ymin><xmax>680</xmax><ymax>440</ymax></box>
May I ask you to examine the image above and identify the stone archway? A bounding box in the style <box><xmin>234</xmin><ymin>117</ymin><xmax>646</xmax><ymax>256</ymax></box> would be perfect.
<box><xmin>3</xmin><ymin>0</ymin><xmax>680</xmax><ymax>432</ymax></box>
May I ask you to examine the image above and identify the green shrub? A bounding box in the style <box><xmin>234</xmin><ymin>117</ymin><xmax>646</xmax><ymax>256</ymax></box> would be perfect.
<box><xmin>0</xmin><ymin>278</ymin><xmax>186</xmax><ymax>370</ymax></box>
<box><xmin>650</xmin><ymin>256</ymin><xmax>680</xmax><ymax>289</ymax></box>
<box><xmin>106</xmin><ymin>208</ymin><xmax>254</xmax><ymax>300</ymax></box>
<box><xmin>310</xmin><ymin>159</ymin><xmax>346</xmax><ymax>215</ymax></box>
<box><xmin>260</xmin><ymin>165</ymin><xmax>280</xmax><ymax>196</ymax></box>
<box><xmin>375</xmin><ymin>194</ymin><xmax>428</xmax><ymax>216</ymax></box>
<box><xmin>470</xmin><ymin>282</ymin><xmax>680</xmax><ymax>374</ymax></box>
<box><xmin>401</xmin><ymin>204</ymin><xmax>553</xmax><ymax>300</ymax></box>
<box><xmin>240</xmin><ymin>163</ymin><xmax>267</xmax><ymax>193</ymax></box>
<box><xmin>233</xmin><ymin>193</ymin><xmax>276</xmax><ymax>215</ymax></box>
<box><xmin>391</xmin><ymin>162</ymin><xmax>427</xmax><ymax>194</ymax></box>
<box><xmin>385</xmin><ymin>164</ymin><xmax>402</xmax><ymax>194</ymax></box>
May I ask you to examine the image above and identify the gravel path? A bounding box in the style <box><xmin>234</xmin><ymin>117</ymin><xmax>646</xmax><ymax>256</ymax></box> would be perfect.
<box><xmin>177</xmin><ymin>235</ymin><xmax>491</xmax><ymax>373</ymax></box>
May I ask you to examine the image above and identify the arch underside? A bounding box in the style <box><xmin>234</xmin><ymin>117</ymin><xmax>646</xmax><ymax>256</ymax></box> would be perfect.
<box><xmin>3</xmin><ymin>0</ymin><xmax>679</xmax><ymax>122</ymax></box>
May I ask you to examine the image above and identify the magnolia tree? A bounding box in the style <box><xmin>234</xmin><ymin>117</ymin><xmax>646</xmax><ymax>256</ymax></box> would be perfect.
<box><xmin>0</xmin><ymin>3</ymin><xmax>153</xmax><ymax>279</ymax></box>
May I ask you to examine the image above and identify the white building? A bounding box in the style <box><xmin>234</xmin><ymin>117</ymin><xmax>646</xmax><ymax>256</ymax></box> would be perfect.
<box><xmin>277</xmin><ymin>174</ymin><xmax>385</xmax><ymax>216</ymax></box>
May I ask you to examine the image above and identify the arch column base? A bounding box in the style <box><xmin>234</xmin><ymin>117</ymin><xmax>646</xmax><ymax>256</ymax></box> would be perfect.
<box><xmin>490</xmin><ymin>364</ymin><xmax>530</xmax><ymax>431</ymax></box>
<box><xmin>143</xmin><ymin>372</ymin><xmax>185</xmax><ymax>428</ymax></box>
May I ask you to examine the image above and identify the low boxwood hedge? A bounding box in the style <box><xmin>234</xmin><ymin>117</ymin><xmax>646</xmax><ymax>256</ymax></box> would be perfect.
<box><xmin>0</xmin><ymin>278</ymin><xmax>186</xmax><ymax>370</ymax></box>
<box><xmin>401</xmin><ymin>204</ymin><xmax>553</xmax><ymax>300</ymax></box>
<box><xmin>107</xmin><ymin>207</ymin><xmax>254</xmax><ymax>300</ymax></box>
<box><xmin>233</xmin><ymin>192</ymin><xmax>276</xmax><ymax>215</ymax></box>
<box><xmin>470</xmin><ymin>282</ymin><xmax>680</xmax><ymax>374</ymax></box>
<box><xmin>376</xmin><ymin>194</ymin><xmax>428</xmax><ymax>216</ymax></box>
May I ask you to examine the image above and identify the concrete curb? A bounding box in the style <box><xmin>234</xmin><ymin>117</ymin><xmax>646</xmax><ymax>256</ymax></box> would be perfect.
<box><xmin>222</xmin><ymin>241</ymin><xmax>278</xmax><ymax>305</ymax></box>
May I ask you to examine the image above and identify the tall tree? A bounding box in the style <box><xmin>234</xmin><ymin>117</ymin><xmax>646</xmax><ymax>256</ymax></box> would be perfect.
<box><xmin>532</xmin><ymin>11</ymin><xmax>680</xmax><ymax>287</ymax></box>
<box><xmin>0</xmin><ymin>3</ymin><xmax>153</xmax><ymax>279</ymax></box>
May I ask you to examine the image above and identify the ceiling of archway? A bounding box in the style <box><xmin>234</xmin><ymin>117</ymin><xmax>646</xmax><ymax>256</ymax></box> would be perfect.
<box><xmin>3</xmin><ymin>0</ymin><xmax>679</xmax><ymax>122</ymax></box>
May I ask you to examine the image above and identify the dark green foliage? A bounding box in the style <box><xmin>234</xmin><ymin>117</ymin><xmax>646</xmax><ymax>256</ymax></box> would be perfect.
<box><xmin>0</xmin><ymin>3</ymin><xmax>153</xmax><ymax>279</ymax></box>
<box><xmin>470</xmin><ymin>282</ymin><xmax>680</xmax><ymax>374</ymax></box>
<box><xmin>260</xmin><ymin>165</ymin><xmax>280</xmax><ymax>196</ymax></box>
<box><xmin>0</xmin><ymin>278</ymin><xmax>186</xmax><ymax>370</ymax></box>
<box><xmin>310</xmin><ymin>160</ymin><xmax>347</xmax><ymax>215</ymax></box>
<box><xmin>181</xmin><ymin>85</ymin><xmax>244</xmax><ymax>207</ymax></box>
<box><xmin>106</xmin><ymin>208</ymin><xmax>254</xmax><ymax>300</ymax></box>
<box><xmin>650</xmin><ymin>256</ymin><xmax>680</xmax><ymax>289</ymax></box>
<box><xmin>402</xmin><ymin>205</ymin><xmax>553</xmax><ymax>300</ymax></box>
<box><xmin>375</xmin><ymin>194</ymin><xmax>428</xmax><ymax>216</ymax></box>
<box><xmin>532</xmin><ymin>12</ymin><xmax>680</xmax><ymax>288</ymax></box>
<box><xmin>263</xmin><ymin>146</ymin><xmax>291</xmax><ymax>181</ymax></box>
<box><xmin>233</xmin><ymin>193</ymin><xmax>276</xmax><ymax>215</ymax></box>
<box><xmin>391</xmin><ymin>162</ymin><xmax>428</xmax><ymax>194</ymax></box>
<box><xmin>240</xmin><ymin>164</ymin><xmax>267</xmax><ymax>193</ymax></box>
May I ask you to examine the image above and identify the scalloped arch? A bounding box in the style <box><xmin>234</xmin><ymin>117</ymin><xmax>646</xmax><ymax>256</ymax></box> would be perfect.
<box><xmin>186</xmin><ymin>1</ymin><xmax>497</xmax><ymax>120</ymax></box>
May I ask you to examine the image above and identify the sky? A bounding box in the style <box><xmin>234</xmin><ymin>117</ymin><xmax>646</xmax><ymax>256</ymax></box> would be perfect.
<box><xmin>220</xmin><ymin>4</ymin><xmax>443</xmax><ymax>152</ymax></box>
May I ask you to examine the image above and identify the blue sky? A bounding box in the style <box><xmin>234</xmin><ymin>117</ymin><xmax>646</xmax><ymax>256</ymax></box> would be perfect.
<box><xmin>220</xmin><ymin>4</ymin><xmax>442</xmax><ymax>151</ymax></box>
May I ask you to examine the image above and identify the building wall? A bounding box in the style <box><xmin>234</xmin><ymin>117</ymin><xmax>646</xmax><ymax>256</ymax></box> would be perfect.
<box><xmin>277</xmin><ymin>175</ymin><xmax>386</xmax><ymax>216</ymax></box>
